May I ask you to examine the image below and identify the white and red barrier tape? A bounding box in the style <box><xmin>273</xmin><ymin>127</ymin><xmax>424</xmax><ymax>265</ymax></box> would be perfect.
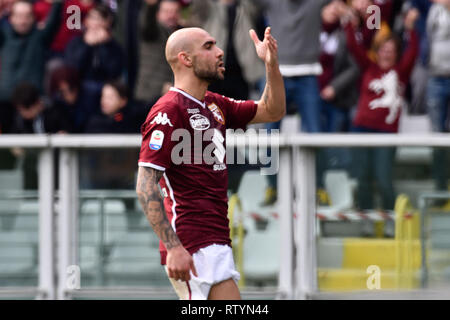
<box><xmin>316</xmin><ymin>210</ymin><xmax>395</xmax><ymax>222</ymax></box>
<box><xmin>250</xmin><ymin>210</ymin><xmax>402</xmax><ymax>222</ymax></box>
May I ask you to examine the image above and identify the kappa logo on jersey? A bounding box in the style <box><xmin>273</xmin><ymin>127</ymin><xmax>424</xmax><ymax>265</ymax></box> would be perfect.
<box><xmin>189</xmin><ymin>114</ymin><xmax>210</xmax><ymax>130</ymax></box>
<box><xmin>150</xmin><ymin>112</ymin><xmax>173</xmax><ymax>127</ymax></box>
<box><xmin>149</xmin><ymin>130</ymin><xmax>164</xmax><ymax>150</ymax></box>
<box><xmin>207</xmin><ymin>103</ymin><xmax>225</xmax><ymax>125</ymax></box>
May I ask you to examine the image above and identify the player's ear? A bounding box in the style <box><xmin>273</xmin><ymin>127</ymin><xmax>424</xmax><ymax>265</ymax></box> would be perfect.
<box><xmin>178</xmin><ymin>52</ymin><xmax>193</xmax><ymax>68</ymax></box>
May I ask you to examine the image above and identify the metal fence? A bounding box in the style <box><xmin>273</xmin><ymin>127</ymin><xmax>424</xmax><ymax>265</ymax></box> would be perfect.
<box><xmin>1</xmin><ymin>133</ymin><xmax>450</xmax><ymax>300</ymax></box>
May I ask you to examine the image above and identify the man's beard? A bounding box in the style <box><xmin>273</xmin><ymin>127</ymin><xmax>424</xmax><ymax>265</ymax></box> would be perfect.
<box><xmin>193</xmin><ymin>62</ymin><xmax>224</xmax><ymax>84</ymax></box>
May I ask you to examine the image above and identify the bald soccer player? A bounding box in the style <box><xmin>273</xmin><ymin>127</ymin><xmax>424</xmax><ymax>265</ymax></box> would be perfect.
<box><xmin>136</xmin><ymin>27</ymin><xmax>285</xmax><ymax>300</ymax></box>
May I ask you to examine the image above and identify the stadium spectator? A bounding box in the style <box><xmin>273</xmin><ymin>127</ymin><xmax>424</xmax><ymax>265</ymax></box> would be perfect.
<box><xmin>49</xmin><ymin>65</ymin><xmax>91</xmax><ymax>132</ymax></box>
<box><xmin>64</xmin><ymin>3</ymin><xmax>124</xmax><ymax>129</ymax></box>
<box><xmin>252</xmin><ymin>0</ymin><xmax>328</xmax><ymax>133</ymax></box>
<box><xmin>34</xmin><ymin>0</ymin><xmax>96</xmax><ymax>105</ymax></box>
<box><xmin>134</xmin><ymin>0</ymin><xmax>182</xmax><ymax>107</ymax></box>
<box><xmin>64</xmin><ymin>3</ymin><xmax>124</xmax><ymax>83</ymax></box>
<box><xmin>9</xmin><ymin>82</ymin><xmax>72</xmax><ymax>189</ymax></box>
<box><xmin>426</xmin><ymin>0</ymin><xmax>450</xmax><ymax>193</ymax></box>
<box><xmin>82</xmin><ymin>81</ymin><xmax>141</xmax><ymax>192</ymax></box>
<box><xmin>0</xmin><ymin>0</ymin><xmax>62</xmax><ymax>100</ymax></box>
<box><xmin>84</xmin><ymin>81</ymin><xmax>142</xmax><ymax>133</ymax></box>
<box><xmin>0</xmin><ymin>0</ymin><xmax>62</xmax><ymax>134</ymax></box>
<box><xmin>342</xmin><ymin>7</ymin><xmax>419</xmax><ymax>210</ymax></box>
<box><xmin>190</xmin><ymin>0</ymin><xmax>265</xmax><ymax>101</ymax></box>
<box><xmin>315</xmin><ymin>0</ymin><xmax>361</xmax><ymax>196</ymax></box>
<box><xmin>251</xmin><ymin>0</ymin><xmax>330</xmax><ymax>205</ymax></box>
<box><xmin>33</xmin><ymin>0</ymin><xmax>95</xmax><ymax>56</ymax></box>
<box><xmin>346</xmin><ymin>0</ymin><xmax>392</xmax><ymax>60</ymax></box>
<box><xmin>10</xmin><ymin>82</ymin><xmax>72</xmax><ymax>134</ymax></box>
<box><xmin>320</xmin><ymin>0</ymin><xmax>360</xmax><ymax>132</ymax></box>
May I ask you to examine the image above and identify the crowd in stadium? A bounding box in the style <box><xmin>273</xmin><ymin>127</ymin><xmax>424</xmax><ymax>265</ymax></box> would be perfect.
<box><xmin>0</xmin><ymin>0</ymin><xmax>448</xmax><ymax>209</ymax></box>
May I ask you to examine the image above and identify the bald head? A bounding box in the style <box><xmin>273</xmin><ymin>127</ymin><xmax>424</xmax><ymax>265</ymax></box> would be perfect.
<box><xmin>165</xmin><ymin>27</ymin><xmax>210</xmax><ymax>69</ymax></box>
<box><xmin>165</xmin><ymin>27</ymin><xmax>225</xmax><ymax>85</ymax></box>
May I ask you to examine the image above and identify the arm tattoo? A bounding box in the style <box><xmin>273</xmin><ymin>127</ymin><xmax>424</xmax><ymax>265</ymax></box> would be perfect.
<box><xmin>136</xmin><ymin>167</ymin><xmax>181</xmax><ymax>250</ymax></box>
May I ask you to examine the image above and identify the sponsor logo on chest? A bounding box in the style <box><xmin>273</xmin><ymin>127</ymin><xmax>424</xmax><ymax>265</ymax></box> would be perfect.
<box><xmin>189</xmin><ymin>114</ymin><xmax>210</xmax><ymax>130</ymax></box>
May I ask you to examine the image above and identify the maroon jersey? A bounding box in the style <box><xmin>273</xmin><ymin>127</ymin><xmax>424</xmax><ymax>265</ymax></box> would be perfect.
<box><xmin>138</xmin><ymin>87</ymin><xmax>258</xmax><ymax>264</ymax></box>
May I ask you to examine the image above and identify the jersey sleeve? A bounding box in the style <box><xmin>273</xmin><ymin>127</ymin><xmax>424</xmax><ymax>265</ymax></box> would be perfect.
<box><xmin>222</xmin><ymin>96</ymin><xmax>258</xmax><ymax>130</ymax></box>
<box><xmin>138</xmin><ymin>103</ymin><xmax>180</xmax><ymax>171</ymax></box>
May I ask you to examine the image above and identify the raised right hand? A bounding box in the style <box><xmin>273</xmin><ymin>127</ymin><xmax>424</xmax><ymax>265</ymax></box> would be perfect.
<box><xmin>404</xmin><ymin>8</ymin><xmax>420</xmax><ymax>31</ymax></box>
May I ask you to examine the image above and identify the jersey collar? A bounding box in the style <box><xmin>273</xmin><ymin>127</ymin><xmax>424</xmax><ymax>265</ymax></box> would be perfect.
<box><xmin>170</xmin><ymin>87</ymin><xmax>206</xmax><ymax>109</ymax></box>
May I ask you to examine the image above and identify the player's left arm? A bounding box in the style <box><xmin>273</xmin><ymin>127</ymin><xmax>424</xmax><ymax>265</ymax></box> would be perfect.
<box><xmin>248</xmin><ymin>27</ymin><xmax>286</xmax><ymax>124</ymax></box>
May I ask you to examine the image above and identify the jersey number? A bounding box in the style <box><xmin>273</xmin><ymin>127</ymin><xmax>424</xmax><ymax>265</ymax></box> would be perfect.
<box><xmin>212</xmin><ymin>129</ymin><xmax>225</xmax><ymax>163</ymax></box>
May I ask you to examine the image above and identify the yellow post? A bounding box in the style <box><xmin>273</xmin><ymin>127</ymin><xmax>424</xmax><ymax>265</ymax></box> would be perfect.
<box><xmin>394</xmin><ymin>194</ymin><xmax>407</xmax><ymax>289</ymax></box>
<box><xmin>394</xmin><ymin>194</ymin><xmax>421</xmax><ymax>289</ymax></box>
<box><xmin>227</xmin><ymin>194</ymin><xmax>245</xmax><ymax>288</ymax></box>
